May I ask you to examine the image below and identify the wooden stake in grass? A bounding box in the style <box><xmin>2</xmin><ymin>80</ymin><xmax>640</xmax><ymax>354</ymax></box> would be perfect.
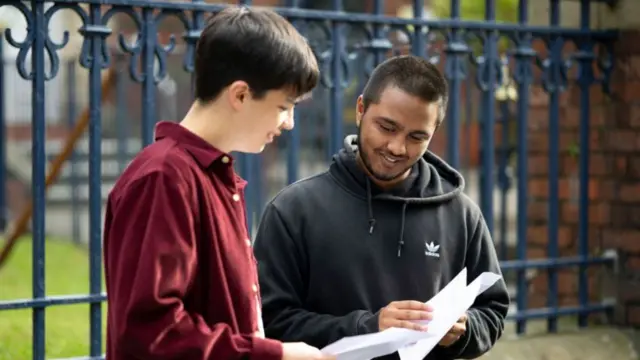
<box><xmin>0</xmin><ymin>67</ymin><xmax>117</xmax><ymax>271</ymax></box>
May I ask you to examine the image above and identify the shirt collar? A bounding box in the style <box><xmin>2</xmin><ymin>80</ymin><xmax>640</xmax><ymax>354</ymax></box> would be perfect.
<box><xmin>154</xmin><ymin>121</ymin><xmax>226</xmax><ymax>169</ymax></box>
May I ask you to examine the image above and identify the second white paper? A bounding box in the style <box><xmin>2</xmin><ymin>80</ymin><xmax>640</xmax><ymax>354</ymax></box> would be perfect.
<box><xmin>319</xmin><ymin>268</ymin><xmax>502</xmax><ymax>360</ymax></box>
<box><xmin>397</xmin><ymin>271</ymin><xmax>503</xmax><ymax>360</ymax></box>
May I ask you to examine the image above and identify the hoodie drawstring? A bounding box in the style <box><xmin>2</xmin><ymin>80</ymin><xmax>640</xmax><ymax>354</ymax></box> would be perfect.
<box><xmin>366</xmin><ymin>179</ymin><xmax>376</xmax><ymax>234</ymax></box>
<box><xmin>366</xmin><ymin>178</ymin><xmax>409</xmax><ymax>258</ymax></box>
<box><xmin>397</xmin><ymin>202</ymin><xmax>408</xmax><ymax>258</ymax></box>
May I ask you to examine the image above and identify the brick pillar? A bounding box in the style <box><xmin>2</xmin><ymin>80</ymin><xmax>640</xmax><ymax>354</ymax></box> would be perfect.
<box><xmin>527</xmin><ymin>30</ymin><xmax>640</xmax><ymax>326</ymax></box>
<box><xmin>601</xmin><ymin>30</ymin><xmax>640</xmax><ymax>326</ymax></box>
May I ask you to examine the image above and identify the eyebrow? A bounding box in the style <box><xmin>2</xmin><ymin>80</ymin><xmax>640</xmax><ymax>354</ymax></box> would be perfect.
<box><xmin>376</xmin><ymin>116</ymin><xmax>399</xmax><ymax>127</ymax></box>
<box><xmin>375</xmin><ymin>116</ymin><xmax>430</xmax><ymax>137</ymax></box>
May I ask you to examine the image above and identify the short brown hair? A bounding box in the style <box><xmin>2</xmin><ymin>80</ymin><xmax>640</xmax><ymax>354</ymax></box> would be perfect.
<box><xmin>362</xmin><ymin>55</ymin><xmax>448</xmax><ymax>126</ymax></box>
<box><xmin>195</xmin><ymin>6</ymin><xmax>320</xmax><ymax>102</ymax></box>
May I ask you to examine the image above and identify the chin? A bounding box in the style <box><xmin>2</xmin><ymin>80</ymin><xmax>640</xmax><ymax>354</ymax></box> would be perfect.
<box><xmin>235</xmin><ymin>142</ymin><xmax>266</xmax><ymax>154</ymax></box>
<box><xmin>371</xmin><ymin>167</ymin><xmax>405</xmax><ymax>182</ymax></box>
<box><xmin>373</xmin><ymin>173</ymin><xmax>400</xmax><ymax>182</ymax></box>
<box><xmin>246</xmin><ymin>145</ymin><xmax>266</xmax><ymax>154</ymax></box>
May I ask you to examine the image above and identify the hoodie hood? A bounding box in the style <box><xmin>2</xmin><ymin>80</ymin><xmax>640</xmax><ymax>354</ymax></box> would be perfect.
<box><xmin>329</xmin><ymin>134</ymin><xmax>465</xmax><ymax>257</ymax></box>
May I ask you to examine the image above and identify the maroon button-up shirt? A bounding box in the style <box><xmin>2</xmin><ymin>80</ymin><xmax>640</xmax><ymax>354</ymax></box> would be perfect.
<box><xmin>104</xmin><ymin>121</ymin><xmax>282</xmax><ymax>360</ymax></box>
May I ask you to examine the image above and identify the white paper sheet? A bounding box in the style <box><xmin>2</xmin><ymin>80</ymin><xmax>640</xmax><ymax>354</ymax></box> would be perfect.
<box><xmin>319</xmin><ymin>268</ymin><xmax>502</xmax><ymax>360</ymax></box>
<box><xmin>397</xmin><ymin>271</ymin><xmax>502</xmax><ymax>360</ymax></box>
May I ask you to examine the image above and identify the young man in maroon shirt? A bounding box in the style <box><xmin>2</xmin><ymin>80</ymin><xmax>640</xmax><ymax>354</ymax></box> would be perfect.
<box><xmin>103</xmin><ymin>7</ymin><xmax>334</xmax><ymax>360</ymax></box>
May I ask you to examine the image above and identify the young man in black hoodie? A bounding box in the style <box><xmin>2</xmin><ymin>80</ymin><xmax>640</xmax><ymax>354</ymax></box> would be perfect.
<box><xmin>253</xmin><ymin>55</ymin><xmax>510</xmax><ymax>359</ymax></box>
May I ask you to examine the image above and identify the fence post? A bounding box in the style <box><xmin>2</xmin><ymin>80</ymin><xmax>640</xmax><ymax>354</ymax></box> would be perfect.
<box><xmin>479</xmin><ymin>0</ymin><xmax>497</xmax><ymax>235</ymax></box>
<box><xmin>513</xmin><ymin>0</ymin><xmax>533</xmax><ymax>335</ymax></box>
<box><xmin>78</xmin><ymin>3</ymin><xmax>110</xmax><ymax>355</ymax></box>
<box><xmin>115</xmin><ymin>54</ymin><xmax>128</xmax><ymax>173</ymax></box>
<box><xmin>576</xmin><ymin>0</ymin><xmax>595</xmax><ymax>329</ymax></box>
<box><xmin>328</xmin><ymin>0</ymin><xmax>344</xmax><ymax>161</ymax></box>
<box><xmin>0</xmin><ymin>37</ymin><xmax>6</xmax><ymax>233</ymax></box>
<box><xmin>67</xmin><ymin>60</ymin><xmax>80</xmax><ymax>245</ymax></box>
<box><xmin>30</xmin><ymin>0</ymin><xmax>48</xmax><ymax>358</ymax></box>
<box><xmin>444</xmin><ymin>0</ymin><xmax>464</xmax><ymax>169</ymax></box>
<box><xmin>545</xmin><ymin>0</ymin><xmax>562</xmax><ymax>333</ymax></box>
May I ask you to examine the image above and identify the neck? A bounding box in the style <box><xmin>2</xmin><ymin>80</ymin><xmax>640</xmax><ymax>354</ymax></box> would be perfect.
<box><xmin>356</xmin><ymin>151</ymin><xmax>409</xmax><ymax>190</ymax></box>
<box><xmin>180</xmin><ymin>100</ymin><xmax>237</xmax><ymax>154</ymax></box>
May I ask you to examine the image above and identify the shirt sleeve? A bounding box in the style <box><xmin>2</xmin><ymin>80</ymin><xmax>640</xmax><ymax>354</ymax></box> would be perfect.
<box><xmin>104</xmin><ymin>169</ymin><xmax>282</xmax><ymax>360</ymax></box>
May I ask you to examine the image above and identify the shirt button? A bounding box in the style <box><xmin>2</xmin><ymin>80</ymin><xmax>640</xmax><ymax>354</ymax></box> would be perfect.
<box><xmin>252</xmin><ymin>284</ymin><xmax>258</xmax><ymax>293</ymax></box>
<box><xmin>221</xmin><ymin>156</ymin><xmax>230</xmax><ymax>164</ymax></box>
<box><xmin>245</xmin><ymin>239</ymin><xmax>252</xmax><ymax>247</ymax></box>
<box><xmin>232</xmin><ymin>194</ymin><xmax>240</xmax><ymax>202</ymax></box>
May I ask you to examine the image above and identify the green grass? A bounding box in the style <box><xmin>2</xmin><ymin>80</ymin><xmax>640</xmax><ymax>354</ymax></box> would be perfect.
<box><xmin>0</xmin><ymin>237</ymin><xmax>107</xmax><ymax>359</ymax></box>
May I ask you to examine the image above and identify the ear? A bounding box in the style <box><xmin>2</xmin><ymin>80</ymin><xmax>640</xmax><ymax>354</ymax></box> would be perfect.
<box><xmin>356</xmin><ymin>95</ymin><xmax>364</xmax><ymax>127</ymax></box>
<box><xmin>226</xmin><ymin>80</ymin><xmax>251</xmax><ymax>111</ymax></box>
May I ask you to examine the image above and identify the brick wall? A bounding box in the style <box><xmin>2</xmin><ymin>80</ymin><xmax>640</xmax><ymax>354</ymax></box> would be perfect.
<box><xmin>526</xmin><ymin>30</ymin><xmax>640</xmax><ymax>326</ymax></box>
<box><xmin>604</xmin><ymin>30</ymin><xmax>640</xmax><ymax>326</ymax></box>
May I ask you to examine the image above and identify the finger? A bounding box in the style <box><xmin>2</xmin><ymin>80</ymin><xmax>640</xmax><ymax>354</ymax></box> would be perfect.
<box><xmin>459</xmin><ymin>313</ymin><xmax>468</xmax><ymax>322</ymax></box>
<box><xmin>449</xmin><ymin>323</ymin><xmax>466</xmax><ymax>335</ymax></box>
<box><xmin>444</xmin><ymin>332</ymin><xmax>462</xmax><ymax>342</ymax></box>
<box><xmin>391</xmin><ymin>300</ymin><xmax>433</xmax><ymax>312</ymax></box>
<box><xmin>387</xmin><ymin>319</ymin><xmax>429</xmax><ymax>332</ymax></box>
<box><xmin>439</xmin><ymin>333</ymin><xmax>460</xmax><ymax>346</ymax></box>
<box><xmin>443</xmin><ymin>333</ymin><xmax>459</xmax><ymax>341</ymax></box>
<box><xmin>389</xmin><ymin>308</ymin><xmax>433</xmax><ymax>321</ymax></box>
<box><xmin>319</xmin><ymin>355</ymin><xmax>337</xmax><ymax>360</ymax></box>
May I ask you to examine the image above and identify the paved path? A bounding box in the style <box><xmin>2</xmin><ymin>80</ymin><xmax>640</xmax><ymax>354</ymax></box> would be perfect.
<box><xmin>482</xmin><ymin>320</ymin><xmax>639</xmax><ymax>360</ymax></box>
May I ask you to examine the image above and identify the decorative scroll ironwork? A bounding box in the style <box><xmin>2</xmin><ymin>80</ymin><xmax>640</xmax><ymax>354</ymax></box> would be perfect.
<box><xmin>0</xmin><ymin>2</ymin><xmax>615</xmax><ymax>91</ymax></box>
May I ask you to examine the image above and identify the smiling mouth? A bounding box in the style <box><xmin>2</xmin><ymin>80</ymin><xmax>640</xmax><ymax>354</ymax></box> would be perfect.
<box><xmin>381</xmin><ymin>154</ymin><xmax>401</xmax><ymax>165</ymax></box>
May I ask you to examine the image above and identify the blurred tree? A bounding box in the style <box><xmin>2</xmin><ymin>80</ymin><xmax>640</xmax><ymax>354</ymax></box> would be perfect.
<box><xmin>431</xmin><ymin>0</ymin><xmax>520</xmax><ymax>23</ymax></box>
<box><xmin>431</xmin><ymin>0</ymin><xmax>521</xmax><ymax>54</ymax></box>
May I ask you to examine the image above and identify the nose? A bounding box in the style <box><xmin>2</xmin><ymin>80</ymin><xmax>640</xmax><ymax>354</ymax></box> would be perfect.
<box><xmin>280</xmin><ymin>107</ymin><xmax>295</xmax><ymax>131</ymax></box>
<box><xmin>386</xmin><ymin>136</ymin><xmax>407</xmax><ymax>157</ymax></box>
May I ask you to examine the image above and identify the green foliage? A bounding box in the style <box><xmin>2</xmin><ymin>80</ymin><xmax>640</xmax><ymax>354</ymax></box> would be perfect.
<box><xmin>567</xmin><ymin>142</ymin><xmax>580</xmax><ymax>158</ymax></box>
<box><xmin>0</xmin><ymin>237</ymin><xmax>107</xmax><ymax>359</ymax></box>
<box><xmin>431</xmin><ymin>0</ymin><xmax>520</xmax><ymax>23</ymax></box>
<box><xmin>430</xmin><ymin>0</ymin><xmax>520</xmax><ymax>54</ymax></box>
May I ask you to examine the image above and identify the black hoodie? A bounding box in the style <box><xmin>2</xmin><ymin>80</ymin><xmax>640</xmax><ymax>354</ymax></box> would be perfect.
<box><xmin>253</xmin><ymin>135</ymin><xmax>510</xmax><ymax>359</ymax></box>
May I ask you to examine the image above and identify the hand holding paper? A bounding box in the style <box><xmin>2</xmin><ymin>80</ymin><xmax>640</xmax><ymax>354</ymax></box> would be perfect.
<box><xmin>378</xmin><ymin>301</ymin><xmax>434</xmax><ymax>332</ymax></box>
<box><xmin>282</xmin><ymin>342</ymin><xmax>337</xmax><ymax>360</ymax></box>
<box><xmin>320</xmin><ymin>269</ymin><xmax>502</xmax><ymax>360</ymax></box>
<box><xmin>397</xmin><ymin>269</ymin><xmax>503</xmax><ymax>360</ymax></box>
<box><xmin>439</xmin><ymin>313</ymin><xmax>467</xmax><ymax>347</ymax></box>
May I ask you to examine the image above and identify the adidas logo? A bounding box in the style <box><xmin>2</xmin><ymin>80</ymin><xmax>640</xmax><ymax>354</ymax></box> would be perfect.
<box><xmin>425</xmin><ymin>242</ymin><xmax>440</xmax><ymax>258</ymax></box>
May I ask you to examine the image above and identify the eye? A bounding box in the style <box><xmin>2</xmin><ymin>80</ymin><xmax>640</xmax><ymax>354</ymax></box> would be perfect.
<box><xmin>379</xmin><ymin>123</ymin><xmax>394</xmax><ymax>132</ymax></box>
<box><xmin>410</xmin><ymin>134</ymin><xmax>429</xmax><ymax>142</ymax></box>
<box><xmin>278</xmin><ymin>106</ymin><xmax>289</xmax><ymax>112</ymax></box>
